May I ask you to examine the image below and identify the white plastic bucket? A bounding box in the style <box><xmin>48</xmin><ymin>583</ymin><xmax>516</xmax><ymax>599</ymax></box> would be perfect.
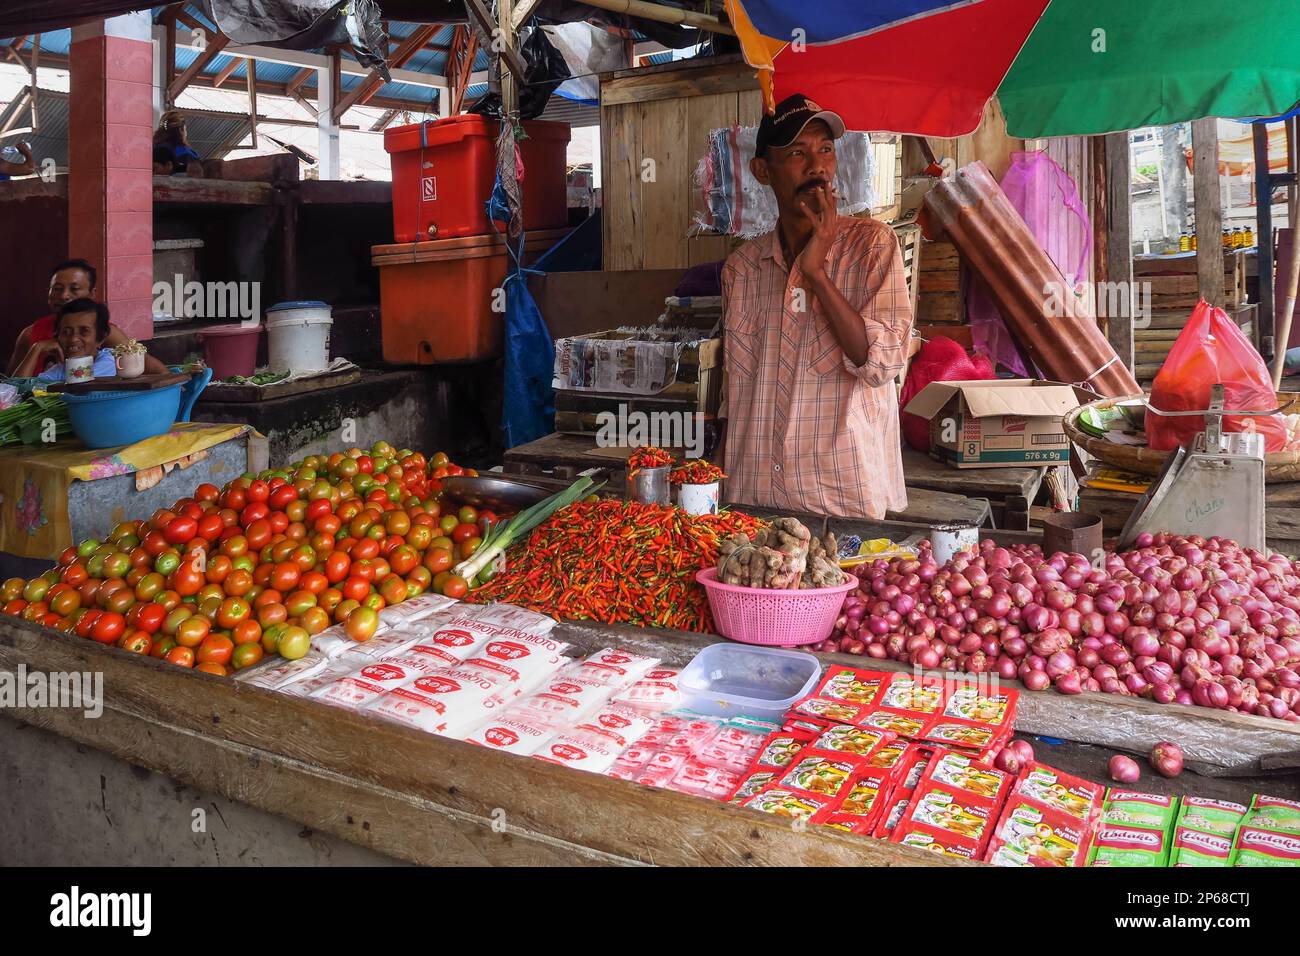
<box><xmin>678</xmin><ymin>481</ymin><xmax>720</xmax><ymax>515</ymax></box>
<box><xmin>266</xmin><ymin>301</ymin><xmax>332</xmax><ymax>373</ymax></box>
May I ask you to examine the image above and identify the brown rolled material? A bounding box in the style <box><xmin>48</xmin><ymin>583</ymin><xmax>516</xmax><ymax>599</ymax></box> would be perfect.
<box><xmin>923</xmin><ymin>162</ymin><xmax>1141</xmax><ymax>398</ymax></box>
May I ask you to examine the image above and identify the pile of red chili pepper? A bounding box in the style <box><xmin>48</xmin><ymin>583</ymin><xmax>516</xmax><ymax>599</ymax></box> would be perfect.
<box><xmin>466</xmin><ymin>499</ymin><xmax>766</xmax><ymax>631</ymax></box>
<box><xmin>626</xmin><ymin>445</ymin><xmax>674</xmax><ymax>478</ymax></box>
<box><xmin>669</xmin><ymin>459</ymin><xmax>725</xmax><ymax>485</ymax></box>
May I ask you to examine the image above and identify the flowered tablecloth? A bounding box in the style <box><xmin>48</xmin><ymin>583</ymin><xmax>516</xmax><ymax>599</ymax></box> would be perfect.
<box><xmin>0</xmin><ymin>422</ymin><xmax>252</xmax><ymax>558</ymax></box>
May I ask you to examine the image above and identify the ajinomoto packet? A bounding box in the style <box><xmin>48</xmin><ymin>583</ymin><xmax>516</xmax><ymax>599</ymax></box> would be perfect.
<box><xmin>901</xmin><ymin>784</ymin><xmax>997</xmax><ymax>850</ymax></box>
<box><xmin>867</xmin><ymin>737</ymin><xmax>910</xmax><ymax>770</ymax></box>
<box><xmin>1170</xmin><ymin>826</ymin><xmax>1233</xmax><ymax>867</ymax></box>
<box><xmin>834</xmin><ymin>769</ymin><xmax>892</xmax><ymax>822</ymax></box>
<box><xmin>1233</xmin><ymin>825</ymin><xmax>1300</xmax><ymax>867</ymax></box>
<box><xmin>753</xmin><ymin>732</ymin><xmax>813</xmax><ymax>772</ymax></box>
<box><xmin>1012</xmin><ymin>762</ymin><xmax>1104</xmax><ymax>822</ymax></box>
<box><xmin>813</xmin><ymin>666</ymin><xmax>888</xmax><ymax>707</ymax></box>
<box><xmin>729</xmin><ymin>769</ymin><xmax>777</xmax><ymax>805</ymax></box>
<box><xmin>566</xmin><ymin>647</ymin><xmax>658</xmax><ymax>689</ymax></box>
<box><xmin>778</xmin><ymin>749</ymin><xmax>866</xmax><ymax>801</ymax></box>
<box><xmin>1244</xmin><ymin>794</ymin><xmax>1300</xmax><ymax>833</ymax></box>
<box><xmin>1177</xmin><ymin>797</ymin><xmax>1248</xmax><ymax>836</ymax></box>
<box><xmin>987</xmin><ymin>801</ymin><xmax>1090</xmax><ymax>867</ymax></box>
<box><xmin>1102</xmin><ymin>790</ymin><xmax>1179</xmax><ymax>831</ymax></box>
<box><xmin>920</xmin><ymin>718</ymin><xmax>1006</xmax><ymax>752</ymax></box>
<box><xmin>893</xmin><ymin>822</ymin><xmax>981</xmax><ymax>862</ymax></box>
<box><xmin>923</xmin><ymin>749</ymin><xmax>1011</xmax><ymax>804</ymax></box>
<box><xmin>813</xmin><ymin>724</ymin><xmax>897</xmax><ymax>759</ymax></box>
<box><xmin>941</xmin><ymin>682</ymin><xmax>1018</xmax><ymax>728</ymax></box>
<box><xmin>791</xmin><ymin>696</ymin><xmax>870</xmax><ymax>725</ymax></box>
<box><xmin>857</xmin><ymin>707</ymin><xmax>933</xmax><ymax>740</ymax></box>
<box><xmin>878</xmin><ymin>672</ymin><xmax>946</xmax><ymax>714</ymax></box>
<box><xmin>741</xmin><ymin>787</ymin><xmax>834</xmax><ymax>822</ymax></box>
<box><xmin>463</xmin><ymin>710</ymin><xmax>561</xmax><ymax>756</ymax></box>
<box><xmin>235</xmin><ymin>651</ymin><xmax>330</xmax><ymax>690</ymax></box>
<box><xmin>1088</xmin><ymin>822</ymin><xmax>1169</xmax><ymax>867</ymax></box>
<box><xmin>666</xmin><ymin>761</ymin><xmax>741</xmax><ymax>801</ymax></box>
<box><xmin>612</xmin><ymin>667</ymin><xmax>682</xmax><ymax>712</ymax></box>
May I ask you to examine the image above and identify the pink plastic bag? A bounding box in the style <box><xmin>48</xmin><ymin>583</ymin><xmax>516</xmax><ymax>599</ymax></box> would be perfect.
<box><xmin>1147</xmin><ymin>299</ymin><xmax>1287</xmax><ymax>453</ymax></box>
<box><xmin>967</xmin><ymin>151</ymin><xmax>1092</xmax><ymax>375</ymax></box>
<box><xmin>900</xmin><ymin>336</ymin><xmax>996</xmax><ymax>452</ymax></box>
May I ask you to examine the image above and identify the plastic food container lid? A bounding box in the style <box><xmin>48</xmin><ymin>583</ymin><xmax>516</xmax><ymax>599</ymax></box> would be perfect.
<box><xmin>266</xmin><ymin>301</ymin><xmax>330</xmax><ymax>313</ymax></box>
<box><xmin>678</xmin><ymin>642</ymin><xmax>822</xmax><ymax>720</ymax></box>
<box><xmin>199</xmin><ymin>323</ymin><xmax>261</xmax><ymax>337</ymax></box>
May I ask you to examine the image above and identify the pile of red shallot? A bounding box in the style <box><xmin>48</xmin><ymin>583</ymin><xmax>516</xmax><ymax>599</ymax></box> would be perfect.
<box><xmin>815</xmin><ymin>533</ymin><xmax>1300</xmax><ymax>722</ymax></box>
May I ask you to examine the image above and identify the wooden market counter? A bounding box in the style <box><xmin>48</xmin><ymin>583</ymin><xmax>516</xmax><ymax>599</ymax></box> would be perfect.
<box><xmin>1</xmin><ymin>609</ymin><xmax>1297</xmax><ymax>867</ymax></box>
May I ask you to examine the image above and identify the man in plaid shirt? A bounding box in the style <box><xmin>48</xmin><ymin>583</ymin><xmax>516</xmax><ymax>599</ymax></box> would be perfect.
<box><xmin>720</xmin><ymin>93</ymin><xmax>914</xmax><ymax>520</ymax></box>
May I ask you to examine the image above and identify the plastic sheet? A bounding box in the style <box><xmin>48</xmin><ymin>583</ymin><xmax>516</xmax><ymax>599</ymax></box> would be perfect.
<box><xmin>967</xmin><ymin>151</ymin><xmax>1091</xmax><ymax>376</ymax></box>
<box><xmin>898</xmin><ymin>337</ymin><xmax>995</xmax><ymax>452</ymax></box>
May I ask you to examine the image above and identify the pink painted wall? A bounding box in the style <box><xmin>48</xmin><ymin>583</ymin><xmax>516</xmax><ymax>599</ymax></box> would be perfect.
<box><xmin>68</xmin><ymin>16</ymin><xmax>154</xmax><ymax>339</ymax></box>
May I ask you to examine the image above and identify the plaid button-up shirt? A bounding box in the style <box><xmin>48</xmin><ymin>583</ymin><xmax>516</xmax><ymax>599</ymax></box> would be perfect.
<box><xmin>721</xmin><ymin>216</ymin><xmax>912</xmax><ymax>519</ymax></box>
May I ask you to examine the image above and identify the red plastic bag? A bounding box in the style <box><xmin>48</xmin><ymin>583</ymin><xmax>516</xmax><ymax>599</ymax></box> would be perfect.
<box><xmin>1147</xmin><ymin>299</ymin><xmax>1286</xmax><ymax>453</ymax></box>
<box><xmin>900</xmin><ymin>336</ymin><xmax>996</xmax><ymax>452</ymax></box>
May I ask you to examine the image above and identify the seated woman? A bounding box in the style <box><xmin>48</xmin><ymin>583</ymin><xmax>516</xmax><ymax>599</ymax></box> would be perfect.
<box><xmin>7</xmin><ymin>258</ymin><xmax>168</xmax><ymax>376</ymax></box>
<box><xmin>13</xmin><ymin>299</ymin><xmax>118</xmax><ymax>383</ymax></box>
<box><xmin>153</xmin><ymin>110</ymin><xmax>204</xmax><ymax>178</ymax></box>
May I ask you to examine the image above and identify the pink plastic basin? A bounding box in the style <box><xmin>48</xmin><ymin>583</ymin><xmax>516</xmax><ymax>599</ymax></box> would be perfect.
<box><xmin>200</xmin><ymin>323</ymin><xmax>261</xmax><ymax>379</ymax></box>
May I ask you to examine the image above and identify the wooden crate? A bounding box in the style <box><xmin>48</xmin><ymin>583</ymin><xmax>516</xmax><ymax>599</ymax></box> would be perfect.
<box><xmin>1133</xmin><ymin>250</ymin><xmax>1247</xmax><ymax>309</ymax></box>
<box><xmin>915</xmin><ymin>238</ymin><xmax>964</xmax><ymax>326</ymax></box>
<box><xmin>553</xmin><ymin>335</ymin><xmax>722</xmax><ymax>435</ymax></box>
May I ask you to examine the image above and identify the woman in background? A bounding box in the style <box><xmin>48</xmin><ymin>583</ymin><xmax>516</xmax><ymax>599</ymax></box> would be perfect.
<box><xmin>153</xmin><ymin>110</ymin><xmax>204</xmax><ymax>177</ymax></box>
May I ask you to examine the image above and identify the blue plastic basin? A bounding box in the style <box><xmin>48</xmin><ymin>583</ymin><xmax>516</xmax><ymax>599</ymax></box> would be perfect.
<box><xmin>59</xmin><ymin>368</ymin><xmax>211</xmax><ymax>449</ymax></box>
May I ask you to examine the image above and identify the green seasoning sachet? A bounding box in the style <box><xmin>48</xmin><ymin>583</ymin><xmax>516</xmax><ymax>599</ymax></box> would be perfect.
<box><xmin>1176</xmin><ymin>797</ymin><xmax>1248</xmax><ymax>836</ymax></box>
<box><xmin>1171</xmin><ymin>826</ymin><xmax>1234</xmax><ymax>867</ymax></box>
<box><xmin>1102</xmin><ymin>790</ymin><xmax>1178</xmax><ymax>831</ymax></box>
<box><xmin>1233</xmin><ymin>825</ymin><xmax>1300</xmax><ymax>867</ymax></box>
<box><xmin>1088</xmin><ymin>822</ymin><xmax>1169</xmax><ymax>867</ymax></box>
<box><xmin>1243</xmin><ymin>795</ymin><xmax>1300</xmax><ymax>834</ymax></box>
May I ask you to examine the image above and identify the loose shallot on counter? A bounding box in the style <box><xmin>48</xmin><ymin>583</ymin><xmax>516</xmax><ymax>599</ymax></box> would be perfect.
<box><xmin>815</xmin><ymin>533</ymin><xmax>1300</xmax><ymax>723</ymax></box>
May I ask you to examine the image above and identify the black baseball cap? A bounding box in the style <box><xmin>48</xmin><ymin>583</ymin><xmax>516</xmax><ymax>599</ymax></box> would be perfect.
<box><xmin>755</xmin><ymin>93</ymin><xmax>846</xmax><ymax>157</ymax></box>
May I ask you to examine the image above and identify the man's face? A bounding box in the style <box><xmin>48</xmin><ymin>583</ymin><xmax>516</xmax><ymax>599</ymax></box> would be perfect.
<box><xmin>56</xmin><ymin>311</ymin><xmax>101</xmax><ymax>359</ymax></box>
<box><xmin>750</xmin><ymin>120</ymin><xmax>838</xmax><ymax>217</ymax></box>
<box><xmin>48</xmin><ymin>268</ymin><xmax>94</xmax><ymax>312</ymax></box>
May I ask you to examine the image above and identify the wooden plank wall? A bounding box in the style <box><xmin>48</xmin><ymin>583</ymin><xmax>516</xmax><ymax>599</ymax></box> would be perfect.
<box><xmin>601</xmin><ymin>57</ymin><xmax>901</xmax><ymax>271</ymax></box>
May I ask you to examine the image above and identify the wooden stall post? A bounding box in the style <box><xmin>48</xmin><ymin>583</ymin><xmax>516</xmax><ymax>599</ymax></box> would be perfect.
<box><xmin>1192</xmin><ymin>117</ymin><xmax>1226</xmax><ymax>309</ymax></box>
<box><xmin>1104</xmin><ymin>131</ymin><xmax>1134</xmax><ymax>372</ymax></box>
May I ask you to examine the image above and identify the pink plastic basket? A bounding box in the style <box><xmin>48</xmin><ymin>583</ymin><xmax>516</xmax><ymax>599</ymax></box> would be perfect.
<box><xmin>696</xmin><ymin>567</ymin><xmax>857</xmax><ymax>647</ymax></box>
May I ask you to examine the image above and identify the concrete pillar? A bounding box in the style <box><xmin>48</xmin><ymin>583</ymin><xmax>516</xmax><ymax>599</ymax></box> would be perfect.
<box><xmin>317</xmin><ymin>58</ymin><xmax>340</xmax><ymax>180</ymax></box>
<box><xmin>68</xmin><ymin>12</ymin><xmax>154</xmax><ymax>339</ymax></box>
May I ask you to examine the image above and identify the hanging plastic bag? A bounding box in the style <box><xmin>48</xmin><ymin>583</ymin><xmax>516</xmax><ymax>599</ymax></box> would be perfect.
<box><xmin>1147</xmin><ymin>299</ymin><xmax>1287</xmax><ymax>452</ymax></box>
<box><xmin>899</xmin><ymin>336</ymin><xmax>996</xmax><ymax>452</ymax></box>
<box><xmin>966</xmin><ymin>151</ymin><xmax>1092</xmax><ymax>375</ymax></box>
<box><xmin>500</xmin><ymin>236</ymin><xmax>555</xmax><ymax>449</ymax></box>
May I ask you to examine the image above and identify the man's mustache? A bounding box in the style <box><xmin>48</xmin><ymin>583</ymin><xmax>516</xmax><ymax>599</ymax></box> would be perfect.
<box><xmin>798</xmin><ymin>178</ymin><xmax>830</xmax><ymax>192</ymax></box>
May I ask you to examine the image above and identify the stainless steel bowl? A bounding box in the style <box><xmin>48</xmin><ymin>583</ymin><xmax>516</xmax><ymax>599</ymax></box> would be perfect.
<box><xmin>440</xmin><ymin>475</ymin><xmax>553</xmax><ymax>512</ymax></box>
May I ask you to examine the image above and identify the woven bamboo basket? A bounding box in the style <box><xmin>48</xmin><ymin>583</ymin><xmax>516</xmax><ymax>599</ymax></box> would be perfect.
<box><xmin>1064</xmin><ymin>392</ymin><xmax>1300</xmax><ymax>483</ymax></box>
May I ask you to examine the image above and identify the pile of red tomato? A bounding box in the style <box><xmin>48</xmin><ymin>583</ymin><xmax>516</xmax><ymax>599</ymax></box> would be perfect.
<box><xmin>0</xmin><ymin>442</ymin><xmax>502</xmax><ymax>677</ymax></box>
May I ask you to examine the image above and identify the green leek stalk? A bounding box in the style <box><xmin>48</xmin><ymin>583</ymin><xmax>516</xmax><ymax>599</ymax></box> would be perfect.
<box><xmin>452</xmin><ymin>476</ymin><xmax>600</xmax><ymax>583</ymax></box>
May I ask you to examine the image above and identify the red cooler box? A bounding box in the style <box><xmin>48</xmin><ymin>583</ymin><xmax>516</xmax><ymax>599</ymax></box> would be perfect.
<box><xmin>384</xmin><ymin>116</ymin><xmax>571</xmax><ymax>242</ymax></box>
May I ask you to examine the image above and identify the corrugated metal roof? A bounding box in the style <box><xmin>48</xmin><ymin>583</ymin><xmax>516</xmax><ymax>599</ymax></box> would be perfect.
<box><xmin>17</xmin><ymin>87</ymin><xmax>250</xmax><ymax>166</ymax></box>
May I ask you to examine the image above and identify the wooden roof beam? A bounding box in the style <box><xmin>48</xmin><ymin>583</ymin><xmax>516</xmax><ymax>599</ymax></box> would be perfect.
<box><xmin>168</xmin><ymin>31</ymin><xmax>230</xmax><ymax>102</ymax></box>
<box><xmin>331</xmin><ymin>23</ymin><xmax>438</xmax><ymax>123</ymax></box>
<box><xmin>212</xmin><ymin>56</ymin><xmax>242</xmax><ymax>88</ymax></box>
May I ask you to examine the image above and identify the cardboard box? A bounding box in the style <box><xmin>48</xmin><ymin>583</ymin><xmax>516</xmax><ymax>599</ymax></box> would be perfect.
<box><xmin>903</xmin><ymin>380</ymin><xmax>1082</xmax><ymax>468</ymax></box>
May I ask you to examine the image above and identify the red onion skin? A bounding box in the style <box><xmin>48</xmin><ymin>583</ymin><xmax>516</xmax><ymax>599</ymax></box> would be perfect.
<box><xmin>1054</xmin><ymin>672</ymin><xmax>1083</xmax><ymax>695</ymax></box>
<box><xmin>1150</xmin><ymin>741</ymin><xmax>1185</xmax><ymax>778</ymax></box>
<box><xmin>1109</xmin><ymin>755</ymin><xmax>1141</xmax><ymax>783</ymax></box>
<box><xmin>993</xmin><ymin>749</ymin><xmax>1021</xmax><ymax>774</ymax></box>
<box><xmin>1022</xmin><ymin>669</ymin><xmax>1051</xmax><ymax>691</ymax></box>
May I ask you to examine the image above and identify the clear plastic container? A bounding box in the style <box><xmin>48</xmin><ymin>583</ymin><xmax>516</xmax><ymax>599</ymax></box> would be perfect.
<box><xmin>678</xmin><ymin>643</ymin><xmax>821</xmax><ymax>722</ymax></box>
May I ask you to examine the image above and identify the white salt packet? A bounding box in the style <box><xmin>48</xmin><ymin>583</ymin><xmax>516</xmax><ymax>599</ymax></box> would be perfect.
<box><xmin>463</xmin><ymin>710</ymin><xmax>565</xmax><ymax>756</ymax></box>
<box><xmin>565</xmin><ymin>648</ymin><xmax>659</xmax><ymax>689</ymax></box>
<box><xmin>510</xmin><ymin>673</ymin><xmax>618</xmax><ymax>724</ymax></box>
<box><xmin>612</xmin><ymin>667</ymin><xmax>683</xmax><ymax>712</ymax></box>
<box><xmin>234</xmin><ymin>652</ymin><xmax>330</xmax><ymax>691</ymax></box>
<box><xmin>334</xmin><ymin>626</ymin><xmax>427</xmax><ymax>663</ymax></box>
<box><xmin>571</xmin><ymin>704</ymin><xmax>656</xmax><ymax>750</ymax></box>
<box><xmin>363</xmin><ymin>666</ymin><xmax>519</xmax><ymax>737</ymax></box>
<box><xmin>279</xmin><ymin>656</ymin><xmax>361</xmax><ymax>698</ymax></box>
<box><xmin>308</xmin><ymin>661</ymin><xmax>422</xmax><ymax>711</ymax></box>
<box><xmin>377</xmin><ymin>593</ymin><xmax>458</xmax><ymax>628</ymax></box>
<box><xmin>534</xmin><ymin>730</ymin><xmax>627</xmax><ymax>774</ymax></box>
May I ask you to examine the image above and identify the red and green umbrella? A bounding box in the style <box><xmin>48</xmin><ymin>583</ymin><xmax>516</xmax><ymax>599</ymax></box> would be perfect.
<box><xmin>726</xmin><ymin>0</ymin><xmax>1300</xmax><ymax>137</ymax></box>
